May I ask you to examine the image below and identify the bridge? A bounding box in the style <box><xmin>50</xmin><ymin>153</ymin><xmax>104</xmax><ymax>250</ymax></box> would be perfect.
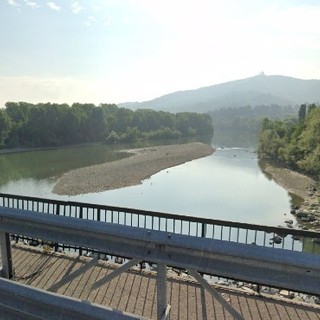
<box><xmin>0</xmin><ymin>193</ymin><xmax>320</xmax><ymax>319</ymax></box>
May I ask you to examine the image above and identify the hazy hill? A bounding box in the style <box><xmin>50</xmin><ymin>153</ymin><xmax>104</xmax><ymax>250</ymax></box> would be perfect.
<box><xmin>119</xmin><ymin>74</ymin><xmax>320</xmax><ymax>112</ymax></box>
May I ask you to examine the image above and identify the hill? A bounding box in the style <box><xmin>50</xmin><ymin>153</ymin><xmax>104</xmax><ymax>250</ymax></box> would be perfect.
<box><xmin>119</xmin><ymin>74</ymin><xmax>320</xmax><ymax>112</ymax></box>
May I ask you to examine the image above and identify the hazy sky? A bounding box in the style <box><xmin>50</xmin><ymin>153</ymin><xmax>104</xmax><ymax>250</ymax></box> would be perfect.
<box><xmin>1</xmin><ymin>0</ymin><xmax>320</xmax><ymax>106</ymax></box>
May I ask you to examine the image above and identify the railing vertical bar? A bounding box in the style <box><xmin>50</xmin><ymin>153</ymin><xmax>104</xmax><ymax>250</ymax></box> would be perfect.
<box><xmin>0</xmin><ymin>232</ymin><xmax>14</xmax><ymax>279</ymax></box>
<box><xmin>157</xmin><ymin>263</ymin><xmax>167</xmax><ymax>320</ymax></box>
<box><xmin>201</xmin><ymin>223</ymin><xmax>206</xmax><ymax>238</ymax></box>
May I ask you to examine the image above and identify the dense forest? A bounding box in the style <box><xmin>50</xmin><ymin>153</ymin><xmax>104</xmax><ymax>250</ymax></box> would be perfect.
<box><xmin>0</xmin><ymin>102</ymin><xmax>213</xmax><ymax>148</ymax></box>
<box><xmin>258</xmin><ymin>104</ymin><xmax>320</xmax><ymax>178</ymax></box>
<box><xmin>210</xmin><ymin>104</ymin><xmax>298</xmax><ymax>133</ymax></box>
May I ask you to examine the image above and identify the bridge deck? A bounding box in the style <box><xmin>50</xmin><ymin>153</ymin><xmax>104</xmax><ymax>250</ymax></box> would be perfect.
<box><xmin>12</xmin><ymin>244</ymin><xmax>320</xmax><ymax>320</ymax></box>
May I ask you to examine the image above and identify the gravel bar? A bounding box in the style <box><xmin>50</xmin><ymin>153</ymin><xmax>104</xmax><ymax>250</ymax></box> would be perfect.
<box><xmin>53</xmin><ymin>142</ymin><xmax>214</xmax><ymax>196</ymax></box>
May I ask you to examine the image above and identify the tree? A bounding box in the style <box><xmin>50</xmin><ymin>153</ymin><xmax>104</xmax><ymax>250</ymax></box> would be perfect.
<box><xmin>4</xmin><ymin>102</ymin><xmax>32</xmax><ymax>146</ymax></box>
<box><xmin>298</xmin><ymin>104</ymin><xmax>307</xmax><ymax>122</ymax></box>
<box><xmin>1</xmin><ymin>101</ymin><xmax>214</xmax><ymax>148</ymax></box>
<box><xmin>0</xmin><ymin>109</ymin><xmax>11</xmax><ymax>146</ymax></box>
<box><xmin>105</xmin><ymin>130</ymin><xmax>120</xmax><ymax>144</ymax></box>
<box><xmin>307</xmin><ymin>103</ymin><xmax>317</xmax><ymax>115</ymax></box>
<box><xmin>259</xmin><ymin>104</ymin><xmax>320</xmax><ymax>178</ymax></box>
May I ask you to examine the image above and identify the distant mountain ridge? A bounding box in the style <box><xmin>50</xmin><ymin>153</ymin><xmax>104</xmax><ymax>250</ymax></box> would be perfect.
<box><xmin>119</xmin><ymin>74</ymin><xmax>320</xmax><ymax>113</ymax></box>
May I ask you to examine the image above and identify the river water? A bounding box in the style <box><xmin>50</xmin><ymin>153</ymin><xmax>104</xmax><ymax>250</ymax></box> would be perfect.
<box><xmin>0</xmin><ymin>135</ymin><xmax>293</xmax><ymax>227</ymax></box>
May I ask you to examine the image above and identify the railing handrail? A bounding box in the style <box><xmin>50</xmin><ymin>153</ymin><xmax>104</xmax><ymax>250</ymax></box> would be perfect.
<box><xmin>1</xmin><ymin>206</ymin><xmax>320</xmax><ymax>295</ymax></box>
<box><xmin>0</xmin><ymin>192</ymin><xmax>319</xmax><ymax>239</ymax></box>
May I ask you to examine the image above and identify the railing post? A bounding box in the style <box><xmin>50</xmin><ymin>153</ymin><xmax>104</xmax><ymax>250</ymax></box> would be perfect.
<box><xmin>0</xmin><ymin>232</ymin><xmax>14</xmax><ymax>279</ymax></box>
<box><xmin>54</xmin><ymin>204</ymin><xmax>60</xmax><ymax>252</ymax></box>
<box><xmin>201</xmin><ymin>222</ymin><xmax>207</xmax><ymax>238</ymax></box>
<box><xmin>79</xmin><ymin>206</ymin><xmax>84</xmax><ymax>256</ymax></box>
<box><xmin>157</xmin><ymin>263</ymin><xmax>167</xmax><ymax>320</ymax></box>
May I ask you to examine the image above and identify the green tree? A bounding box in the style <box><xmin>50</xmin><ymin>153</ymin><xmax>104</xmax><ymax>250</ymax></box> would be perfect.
<box><xmin>5</xmin><ymin>102</ymin><xmax>32</xmax><ymax>146</ymax></box>
<box><xmin>0</xmin><ymin>109</ymin><xmax>11</xmax><ymax>146</ymax></box>
<box><xmin>298</xmin><ymin>104</ymin><xmax>307</xmax><ymax>122</ymax></box>
<box><xmin>259</xmin><ymin>105</ymin><xmax>320</xmax><ymax>178</ymax></box>
<box><xmin>1</xmin><ymin>101</ymin><xmax>214</xmax><ymax>148</ymax></box>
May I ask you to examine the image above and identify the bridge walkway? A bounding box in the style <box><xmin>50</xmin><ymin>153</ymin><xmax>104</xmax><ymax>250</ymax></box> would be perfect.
<box><xmin>12</xmin><ymin>244</ymin><xmax>320</xmax><ymax>320</ymax></box>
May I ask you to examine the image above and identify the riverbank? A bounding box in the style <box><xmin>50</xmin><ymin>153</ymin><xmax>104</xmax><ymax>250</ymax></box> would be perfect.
<box><xmin>53</xmin><ymin>142</ymin><xmax>214</xmax><ymax>196</ymax></box>
<box><xmin>262</xmin><ymin>163</ymin><xmax>317</xmax><ymax>201</ymax></box>
<box><xmin>263</xmin><ymin>163</ymin><xmax>320</xmax><ymax>229</ymax></box>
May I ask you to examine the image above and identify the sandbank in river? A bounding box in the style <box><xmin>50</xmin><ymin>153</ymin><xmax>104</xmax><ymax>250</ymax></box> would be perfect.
<box><xmin>53</xmin><ymin>142</ymin><xmax>214</xmax><ymax>196</ymax></box>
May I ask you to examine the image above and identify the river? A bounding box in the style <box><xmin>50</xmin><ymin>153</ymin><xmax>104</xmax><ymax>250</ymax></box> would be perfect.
<box><xmin>0</xmin><ymin>134</ymin><xmax>294</xmax><ymax>227</ymax></box>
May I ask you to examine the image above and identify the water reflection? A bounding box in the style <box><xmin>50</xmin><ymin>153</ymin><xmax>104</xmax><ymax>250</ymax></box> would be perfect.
<box><xmin>0</xmin><ymin>144</ymin><xmax>130</xmax><ymax>185</ymax></box>
<box><xmin>212</xmin><ymin>129</ymin><xmax>258</xmax><ymax>148</ymax></box>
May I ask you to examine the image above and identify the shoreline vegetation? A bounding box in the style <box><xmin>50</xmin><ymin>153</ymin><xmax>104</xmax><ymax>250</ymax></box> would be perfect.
<box><xmin>258</xmin><ymin>105</ymin><xmax>320</xmax><ymax>178</ymax></box>
<box><xmin>53</xmin><ymin>142</ymin><xmax>214</xmax><ymax>196</ymax></box>
<box><xmin>0</xmin><ymin>102</ymin><xmax>213</xmax><ymax>149</ymax></box>
<box><xmin>258</xmin><ymin>104</ymin><xmax>320</xmax><ymax>229</ymax></box>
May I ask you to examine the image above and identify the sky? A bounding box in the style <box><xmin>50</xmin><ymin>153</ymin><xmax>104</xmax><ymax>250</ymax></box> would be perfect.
<box><xmin>1</xmin><ymin>0</ymin><xmax>320</xmax><ymax>107</ymax></box>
